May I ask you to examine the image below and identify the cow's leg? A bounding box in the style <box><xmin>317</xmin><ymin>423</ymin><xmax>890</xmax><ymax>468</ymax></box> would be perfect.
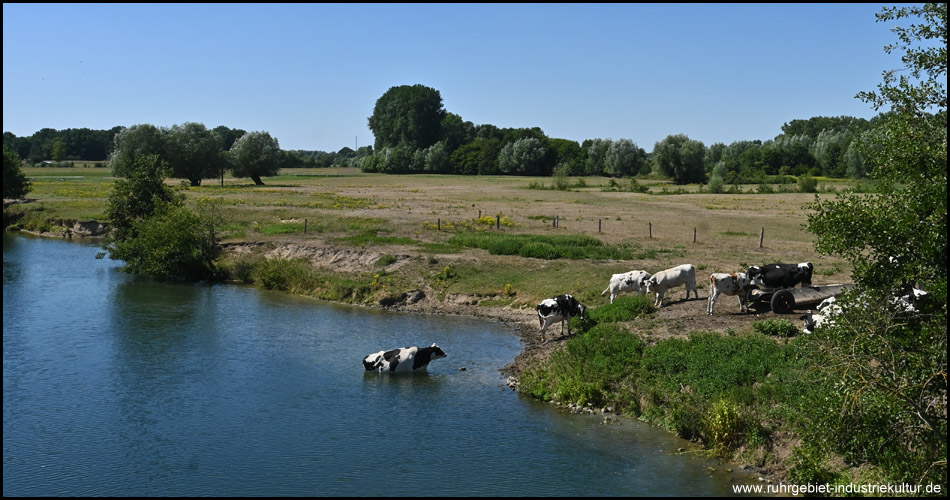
<box><xmin>708</xmin><ymin>290</ymin><xmax>718</xmax><ymax>315</ymax></box>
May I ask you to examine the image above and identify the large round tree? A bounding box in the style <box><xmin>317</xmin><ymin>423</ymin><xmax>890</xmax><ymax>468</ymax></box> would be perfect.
<box><xmin>368</xmin><ymin>84</ymin><xmax>446</xmax><ymax>151</ymax></box>
<box><xmin>229</xmin><ymin>131</ymin><xmax>281</xmax><ymax>185</ymax></box>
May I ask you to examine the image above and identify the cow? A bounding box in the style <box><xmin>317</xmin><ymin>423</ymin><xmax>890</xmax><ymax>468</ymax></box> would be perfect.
<box><xmin>362</xmin><ymin>343</ymin><xmax>447</xmax><ymax>373</ymax></box>
<box><xmin>643</xmin><ymin>264</ymin><xmax>698</xmax><ymax>308</ymax></box>
<box><xmin>748</xmin><ymin>262</ymin><xmax>813</xmax><ymax>289</ymax></box>
<box><xmin>707</xmin><ymin>272</ymin><xmax>752</xmax><ymax>315</ymax></box>
<box><xmin>801</xmin><ymin>286</ymin><xmax>929</xmax><ymax>334</ymax></box>
<box><xmin>536</xmin><ymin>294</ymin><xmax>586</xmax><ymax>343</ymax></box>
<box><xmin>601</xmin><ymin>270</ymin><xmax>652</xmax><ymax>304</ymax></box>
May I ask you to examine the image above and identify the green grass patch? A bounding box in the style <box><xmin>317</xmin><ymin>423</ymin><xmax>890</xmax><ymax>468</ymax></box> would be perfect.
<box><xmin>447</xmin><ymin>232</ymin><xmax>660</xmax><ymax>260</ymax></box>
<box><xmin>334</xmin><ymin>230</ymin><xmax>418</xmax><ymax>246</ymax></box>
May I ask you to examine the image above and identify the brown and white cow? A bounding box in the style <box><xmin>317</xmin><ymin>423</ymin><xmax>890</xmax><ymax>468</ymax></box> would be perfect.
<box><xmin>642</xmin><ymin>264</ymin><xmax>698</xmax><ymax>308</ymax></box>
<box><xmin>707</xmin><ymin>272</ymin><xmax>752</xmax><ymax>315</ymax></box>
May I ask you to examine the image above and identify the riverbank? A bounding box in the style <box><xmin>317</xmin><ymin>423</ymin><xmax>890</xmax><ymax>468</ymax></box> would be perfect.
<box><xmin>7</xmin><ymin>224</ymin><xmax>793</xmax><ymax>484</ymax></box>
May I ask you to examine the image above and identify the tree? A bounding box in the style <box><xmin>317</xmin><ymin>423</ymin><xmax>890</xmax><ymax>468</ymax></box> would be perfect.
<box><xmin>103</xmin><ymin>153</ymin><xmax>218</xmax><ymax>281</ymax></box>
<box><xmin>3</xmin><ymin>145</ymin><xmax>32</xmax><ymax>199</ymax></box>
<box><xmin>802</xmin><ymin>3</ymin><xmax>946</xmax><ymax>484</ymax></box>
<box><xmin>653</xmin><ymin>134</ymin><xmax>706</xmax><ymax>184</ymax></box>
<box><xmin>107</xmin><ymin>203</ymin><xmax>219</xmax><ymax>281</ymax></box>
<box><xmin>105</xmin><ymin>154</ymin><xmax>181</xmax><ymax>243</ymax></box>
<box><xmin>497</xmin><ymin>137</ymin><xmax>547</xmax><ymax>175</ymax></box>
<box><xmin>109</xmin><ymin>124</ymin><xmax>166</xmax><ymax>178</ymax></box>
<box><xmin>229</xmin><ymin>131</ymin><xmax>281</xmax><ymax>185</ymax></box>
<box><xmin>583</xmin><ymin>138</ymin><xmax>611</xmax><ymax>176</ymax></box>
<box><xmin>367</xmin><ymin>84</ymin><xmax>446</xmax><ymax>151</ymax></box>
<box><xmin>604</xmin><ymin>138</ymin><xmax>646</xmax><ymax>177</ymax></box>
<box><xmin>165</xmin><ymin>122</ymin><xmax>222</xmax><ymax>186</ymax></box>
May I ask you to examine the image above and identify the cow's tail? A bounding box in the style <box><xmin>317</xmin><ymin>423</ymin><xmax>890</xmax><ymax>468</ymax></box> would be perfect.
<box><xmin>601</xmin><ymin>286</ymin><xmax>609</xmax><ymax>296</ymax></box>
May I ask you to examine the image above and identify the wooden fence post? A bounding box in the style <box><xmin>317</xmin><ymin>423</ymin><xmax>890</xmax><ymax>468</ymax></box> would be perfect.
<box><xmin>496</xmin><ymin>215</ymin><xmax>500</xmax><ymax>230</ymax></box>
<box><xmin>649</xmin><ymin>222</ymin><xmax>652</xmax><ymax>239</ymax></box>
<box><xmin>693</xmin><ymin>227</ymin><xmax>697</xmax><ymax>243</ymax></box>
<box><xmin>598</xmin><ymin>219</ymin><xmax>602</xmax><ymax>233</ymax></box>
<box><xmin>304</xmin><ymin>218</ymin><xmax>308</xmax><ymax>234</ymax></box>
<box><xmin>759</xmin><ymin>227</ymin><xmax>765</xmax><ymax>248</ymax></box>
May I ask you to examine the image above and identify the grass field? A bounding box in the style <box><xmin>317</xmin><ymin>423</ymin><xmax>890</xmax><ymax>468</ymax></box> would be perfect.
<box><xmin>11</xmin><ymin>165</ymin><xmax>852</xmax><ymax>309</ymax></box>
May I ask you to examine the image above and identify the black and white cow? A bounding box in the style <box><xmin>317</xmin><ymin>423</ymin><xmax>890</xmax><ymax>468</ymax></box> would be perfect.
<box><xmin>801</xmin><ymin>286</ymin><xmax>929</xmax><ymax>334</ymax></box>
<box><xmin>536</xmin><ymin>294</ymin><xmax>586</xmax><ymax>342</ymax></box>
<box><xmin>362</xmin><ymin>343</ymin><xmax>447</xmax><ymax>373</ymax></box>
<box><xmin>748</xmin><ymin>262</ymin><xmax>813</xmax><ymax>289</ymax></box>
<box><xmin>707</xmin><ymin>272</ymin><xmax>752</xmax><ymax>315</ymax></box>
<box><xmin>601</xmin><ymin>270</ymin><xmax>652</xmax><ymax>304</ymax></box>
<box><xmin>643</xmin><ymin>264</ymin><xmax>698</xmax><ymax>308</ymax></box>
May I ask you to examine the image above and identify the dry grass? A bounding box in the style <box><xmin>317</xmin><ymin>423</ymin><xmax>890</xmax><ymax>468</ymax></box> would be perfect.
<box><xmin>181</xmin><ymin>168</ymin><xmax>851</xmax><ymax>284</ymax></box>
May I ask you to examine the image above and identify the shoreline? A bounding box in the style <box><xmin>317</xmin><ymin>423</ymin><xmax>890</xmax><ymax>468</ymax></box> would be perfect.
<box><xmin>5</xmin><ymin>227</ymin><xmax>783</xmax><ymax>483</ymax></box>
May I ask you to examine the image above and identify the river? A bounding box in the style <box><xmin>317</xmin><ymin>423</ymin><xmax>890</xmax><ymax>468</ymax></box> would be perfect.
<box><xmin>3</xmin><ymin>233</ymin><xmax>757</xmax><ymax>496</ymax></box>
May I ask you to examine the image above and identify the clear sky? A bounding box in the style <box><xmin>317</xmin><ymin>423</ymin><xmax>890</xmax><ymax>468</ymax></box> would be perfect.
<box><xmin>3</xmin><ymin>3</ymin><xmax>901</xmax><ymax>153</ymax></box>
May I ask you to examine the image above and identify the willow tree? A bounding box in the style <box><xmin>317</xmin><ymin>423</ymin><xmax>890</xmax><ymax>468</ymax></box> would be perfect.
<box><xmin>229</xmin><ymin>131</ymin><xmax>281</xmax><ymax>185</ymax></box>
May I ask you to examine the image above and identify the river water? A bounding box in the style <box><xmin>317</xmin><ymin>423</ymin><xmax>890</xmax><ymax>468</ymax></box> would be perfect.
<box><xmin>3</xmin><ymin>233</ymin><xmax>757</xmax><ymax>496</ymax></box>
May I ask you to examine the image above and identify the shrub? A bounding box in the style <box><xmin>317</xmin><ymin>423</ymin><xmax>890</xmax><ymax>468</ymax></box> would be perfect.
<box><xmin>752</xmin><ymin>318</ymin><xmax>799</xmax><ymax>338</ymax></box>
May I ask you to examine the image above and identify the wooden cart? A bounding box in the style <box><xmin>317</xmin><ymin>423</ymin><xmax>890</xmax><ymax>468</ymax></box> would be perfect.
<box><xmin>749</xmin><ymin>284</ymin><xmax>855</xmax><ymax>314</ymax></box>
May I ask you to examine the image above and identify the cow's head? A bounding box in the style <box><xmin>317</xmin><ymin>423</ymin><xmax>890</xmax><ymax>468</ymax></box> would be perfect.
<box><xmin>428</xmin><ymin>343</ymin><xmax>447</xmax><ymax>361</ymax></box>
<box><xmin>576</xmin><ymin>303</ymin><xmax>586</xmax><ymax>320</ymax></box>
<box><xmin>734</xmin><ymin>272</ymin><xmax>751</xmax><ymax>289</ymax></box>
<box><xmin>642</xmin><ymin>276</ymin><xmax>658</xmax><ymax>294</ymax></box>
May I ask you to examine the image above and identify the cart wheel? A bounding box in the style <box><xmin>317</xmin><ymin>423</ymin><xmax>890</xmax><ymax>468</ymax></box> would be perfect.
<box><xmin>770</xmin><ymin>289</ymin><xmax>795</xmax><ymax>314</ymax></box>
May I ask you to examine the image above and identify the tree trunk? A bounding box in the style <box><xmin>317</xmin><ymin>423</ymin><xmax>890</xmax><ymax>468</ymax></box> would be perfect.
<box><xmin>251</xmin><ymin>174</ymin><xmax>264</xmax><ymax>185</ymax></box>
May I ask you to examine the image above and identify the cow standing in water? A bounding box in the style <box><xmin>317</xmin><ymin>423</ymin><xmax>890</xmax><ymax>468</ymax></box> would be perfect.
<box><xmin>362</xmin><ymin>344</ymin><xmax>447</xmax><ymax>373</ymax></box>
<box><xmin>536</xmin><ymin>294</ymin><xmax>586</xmax><ymax>343</ymax></box>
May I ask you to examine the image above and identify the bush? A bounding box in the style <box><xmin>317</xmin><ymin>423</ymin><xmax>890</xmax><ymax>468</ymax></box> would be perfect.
<box><xmin>752</xmin><ymin>319</ymin><xmax>799</xmax><ymax>338</ymax></box>
<box><xmin>798</xmin><ymin>174</ymin><xmax>818</xmax><ymax>193</ymax></box>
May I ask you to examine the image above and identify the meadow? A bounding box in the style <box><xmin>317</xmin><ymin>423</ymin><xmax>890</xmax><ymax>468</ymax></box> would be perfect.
<box><xmin>11</xmin><ymin>165</ymin><xmax>853</xmax><ymax>312</ymax></box>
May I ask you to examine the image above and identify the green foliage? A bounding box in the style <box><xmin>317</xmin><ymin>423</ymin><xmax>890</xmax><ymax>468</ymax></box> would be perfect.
<box><xmin>795</xmin><ymin>292</ymin><xmax>947</xmax><ymax>485</ymax></box>
<box><xmin>103</xmin><ymin>153</ymin><xmax>218</xmax><ymax>281</ymax></box>
<box><xmin>109</xmin><ymin>124</ymin><xmax>166</xmax><ymax>178</ymax></box>
<box><xmin>584</xmin><ymin>295</ymin><xmax>655</xmax><ymax>325</ymax></box>
<box><xmin>105</xmin><ymin>154</ymin><xmax>182</xmax><ymax>242</ymax></box>
<box><xmin>229</xmin><ymin>131</ymin><xmax>281</xmax><ymax>185</ymax></box>
<box><xmin>165</xmin><ymin>122</ymin><xmax>223</xmax><ymax>186</ymax></box>
<box><xmin>447</xmin><ymin>232</ymin><xmax>658</xmax><ymax>260</ymax></box>
<box><xmin>706</xmin><ymin>399</ymin><xmax>746</xmax><ymax>454</ymax></box>
<box><xmin>797</xmin><ymin>174</ymin><xmax>818</xmax><ymax>193</ymax></box>
<box><xmin>653</xmin><ymin>134</ymin><xmax>707</xmax><ymax>184</ymax></box>
<box><xmin>368</xmin><ymin>84</ymin><xmax>446</xmax><ymax>151</ymax></box>
<box><xmin>788</xmin><ymin>443</ymin><xmax>839</xmax><ymax>485</ymax></box>
<box><xmin>3</xmin><ymin>144</ymin><xmax>32</xmax><ymax>199</ymax></box>
<box><xmin>639</xmin><ymin>332</ymin><xmax>786</xmax><ymax>402</ymax></box>
<box><xmin>751</xmin><ymin>318</ymin><xmax>799</xmax><ymax>338</ymax></box>
<box><xmin>106</xmin><ymin>203</ymin><xmax>219</xmax><ymax>281</ymax></box>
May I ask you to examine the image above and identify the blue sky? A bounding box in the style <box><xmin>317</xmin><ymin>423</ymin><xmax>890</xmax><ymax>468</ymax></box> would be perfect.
<box><xmin>3</xmin><ymin>3</ymin><xmax>900</xmax><ymax>153</ymax></box>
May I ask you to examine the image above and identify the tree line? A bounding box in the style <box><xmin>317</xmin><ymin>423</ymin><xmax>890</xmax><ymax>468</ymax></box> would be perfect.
<box><xmin>362</xmin><ymin>83</ymin><xmax>898</xmax><ymax>184</ymax></box>
<box><xmin>3</xmin><ymin>110</ymin><xmax>902</xmax><ymax>187</ymax></box>
<box><xmin>2</xmin><ymin>125</ymin><xmax>369</xmax><ymax>184</ymax></box>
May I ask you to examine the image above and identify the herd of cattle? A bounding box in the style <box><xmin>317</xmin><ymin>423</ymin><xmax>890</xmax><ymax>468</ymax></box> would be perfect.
<box><xmin>364</xmin><ymin>259</ymin><xmax>926</xmax><ymax>372</ymax></box>
<box><xmin>535</xmin><ymin>261</ymin><xmax>816</xmax><ymax>343</ymax></box>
